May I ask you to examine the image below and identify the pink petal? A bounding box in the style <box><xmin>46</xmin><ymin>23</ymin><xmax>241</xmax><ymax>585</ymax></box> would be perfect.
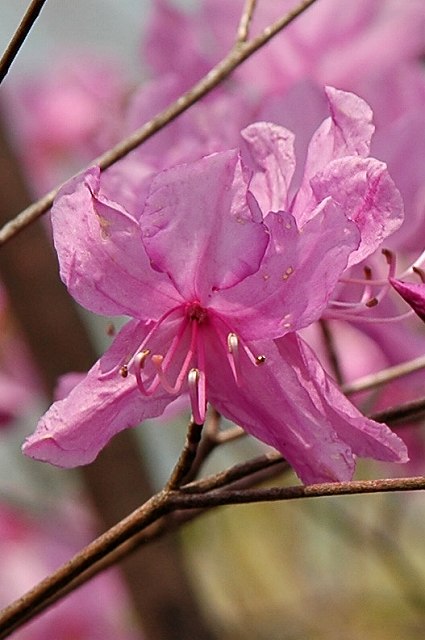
<box><xmin>206</xmin><ymin>333</ymin><xmax>408</xmax><ymax>484</ymax></box>
<box><xmin>22</xmin><ymin>320</ymin><xmax>177</xmax><ymax>467</ymax></box>
<box><xmin>52</xmin><ymin>167</ymin><xmax>182</xmax><ymax>319</ymax></box>
<box><xmin>279</xmin><ymin>335</ymin><xmax>409</xmax><ymax>463</ymax></box>
<box><xmin>205</xmin><ymin>332</ymin><xmax>356</xmax><ymax>484</ymax></box>
<box><xmin>240</xmin><ymin>122</ymin><xmax>295</xmax><ymax>214</ymax></box>
<box><xmin>293</xmin><ymin>86</ymin><xmax>374</xmax><ymax>222</ymax></box>
<box><xmin>213</xmin><ymin>199</ymin><xmax>359</xmax><ymax>340</ymax></box>
<box><xmin>390</xmin><ymin>278</ymin><xmax>425</xmax><ymax>322</ymax></box>
<box><xmin>309</xmin><ymin>156</ymin><xmax>404</xmax><ymax>265</ymax></box>
<box><xmin>140</xmin><ymin>150</ymin><xmax>269</xmax><ymax>301</ymax></box>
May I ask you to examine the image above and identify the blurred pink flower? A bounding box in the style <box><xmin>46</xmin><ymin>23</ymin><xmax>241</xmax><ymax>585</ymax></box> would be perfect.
<box><xmin>0</xmin><ymin>501</ymin><xmax>140</xmax><ymax>639</ymax></box>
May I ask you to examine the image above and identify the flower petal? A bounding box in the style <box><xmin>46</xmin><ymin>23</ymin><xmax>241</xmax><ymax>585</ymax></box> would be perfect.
<box><xmin>207</xmin><ymin>333</ymin><xmax>408</xmax><ymax>484</ymax></box>
<box><xmin>292</xmin><ymin>86</ymin><xmax>374</xmax><ymax>222</ymax></box>
<box><xmin>309</xmin><ymin>157</ymin><xmax>404</xmax><ymax>265</ymax></box>
<box><xmin>240</xmin><ymin>122</ymin><xmax>295</xmax><ymax>214</ymax></box>
<box><xmin>52</xmin><ymin>167</ymin><xmax>181</xmax><ymax>319</ymax></box>
<box><xmin>22</xmin><ymin>320</ymin><xmax>177</xmax><ymax>467</ymax></box>
<box><xmin>140</xmin><ymin>150</ymin><xmax>269</xmax><ymax>301</ymax></box>
<box><xmin>213</xmin><ymin>199</ymin><xmax>359</xmax><ymax>340</ymax></box>
<box><xmin>278</xmin><ymin>335</ymin><xmax>409</xmax><ymax>463</ymax></box>
<box><xmin>206</xmin><ymin>332</ymin><xmax>355</xmax><ymax>484</ymax></box>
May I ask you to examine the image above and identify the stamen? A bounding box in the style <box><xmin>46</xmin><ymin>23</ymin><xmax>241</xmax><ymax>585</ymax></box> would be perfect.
<box><xmin>188</xmin><ymin>368</ymin><xmax>206</xmax><ymax>424</ymax></box>
<box><xmin>255</xmin><ymin>355</ymin><xmax>266</xmax><ymax>365</ymax></box>
<box><xmin>135</xmin><ymin>349</ymin><xmax>155</xmax><ymax>395</ymax></box>
<box><xmin>227</xmin><ymin>332</ymin><xmax>240</xmax><ymax>384</ymax></box>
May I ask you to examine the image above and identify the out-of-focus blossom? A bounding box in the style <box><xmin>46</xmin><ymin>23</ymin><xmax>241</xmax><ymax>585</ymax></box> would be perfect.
<box><xmin>2</xmin><ymin>53</ymin><xmax>131</xmax><ymax>194</ymax></box>
<box><xmin>0</xmin><ymin>501</ymin><xmax>140</xmax><ymax>639</ymax></box>
<box><xmin>23</xmin><ymin>90</ymin><xmax>408</xmax><ymax>484</ymax></box>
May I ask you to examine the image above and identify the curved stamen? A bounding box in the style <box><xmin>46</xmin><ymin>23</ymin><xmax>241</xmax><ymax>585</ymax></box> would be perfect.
<box><xmin>211</xmin><ymin>312</ymin><xmax>265</xmax><ymax>370</ymax></box>
<box><xmin>188</xmin><ymin>368</ymin><xmax>206</xmax><ymax>424</ymax></box>
<box><xmin>135</xmin><ymin>349</ymin><xmax>155</xmax><ymax>395</ymax></box>
<box><xmin>150</xmin><ymin>317</ymin><xmax>199</xmax><ymax>395</ymax></box>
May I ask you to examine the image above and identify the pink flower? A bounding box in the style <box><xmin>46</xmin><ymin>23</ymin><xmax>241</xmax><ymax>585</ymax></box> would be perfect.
<box><xmin>23</xmin><ymin>94</ymin><xmax>407</xmax><ymax>484</ymax></box>
<box><xmin>0</xmin><ymin>502</ymin><xmax>140</xmax><ymax>639</ymax></box>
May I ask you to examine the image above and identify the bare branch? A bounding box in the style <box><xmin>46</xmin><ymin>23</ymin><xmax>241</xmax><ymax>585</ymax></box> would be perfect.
<box><xmin>166</xmin><ymin>420</ymin><xmax>204</xmax><ymax>489</ymax></box>
<box><xmin>237</xmin><ymin>0</ymin><xmax>258</xmax><ymax>42</ymax></box>
<box><xmin>0</xmin><ymin>0</ymin><xmax>48</xmax><ymax>84</ymax></box>
<box><xmin>370</xmin><ymin>395</ymin><xmax>425</xmax><ymax>426</ymax></box>
<box><xmin>0</xmin><ymin>0</ymin><xmax>319</xmax><ymax>246</ymax></box>
<box><xmin>343</xmin><ymin>354</ymin><xmax>425</xmax><ymax>395</ymax></box>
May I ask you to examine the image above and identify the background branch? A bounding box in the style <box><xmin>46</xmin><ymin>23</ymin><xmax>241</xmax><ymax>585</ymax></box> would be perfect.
<box><xmin>0</xmin><ymin>0</ymin><xmax>319</xmax><ymax>246</ymax></box>
<box><xmin>0</xmin><ymin>0</ymin><xmax>47</xmax><ymax>84</ymax></box>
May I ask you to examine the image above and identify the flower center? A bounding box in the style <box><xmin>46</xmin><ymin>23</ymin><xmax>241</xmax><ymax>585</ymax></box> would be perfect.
<box><xmin>185</xmin><ymin>301</ymin><xmax>208</xmax><ymax>324</ymax></box>
<box><xmin>113</xmin><ymin>300</ymin><xmax>265</xmax><ymax>425</ymax></box>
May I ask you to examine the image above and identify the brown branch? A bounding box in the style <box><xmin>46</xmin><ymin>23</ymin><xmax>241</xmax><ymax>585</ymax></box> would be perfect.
<box><xmin>237</xmin><ymin>0</ymin><xmax>258</xmax><ymax>42</ymax></box>
<box><xmin>0</xmin><ymin>0</ymin><xmax>319</xmax><ymax>246</ymax></box>
<box><xmin>166</xmin><ymin>420</ymin><xmax>204</xmax><ymax>489</ymax></box>
<box><xmin>2</xmin><ymin>467</ymin><xmax>425</xmax><ymax>638</ymax></box>
<box><xmin>0</xmin><ymin>455</ymin><xmax>291</xmax><ymax>634</ymax></box>
<box><xmin>343</xmin><ymin>354</ymin><xmax>425</xmax><ymax>395</ymax></box>
<box><xmin>0</xmin><ymin>492</ymin><xmax>171</xmax><ymax>639</ymax></box>
<box><xmin>370</xmin><ymin>395</ymin><xmax>425</xmax><ymax>426</ymax></box>
<box><xmin>0</xmin><ymin>0</ymin><xmax>48</xmax><ymax>84</ymax></box>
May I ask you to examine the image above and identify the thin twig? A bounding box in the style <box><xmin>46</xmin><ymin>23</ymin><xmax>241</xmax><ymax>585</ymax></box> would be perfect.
<box><xmin>0</xmin><ymin>455</ymin><xmax>292</xmax><ymax>631</ymax></box>
<box><xmin>237</xmin><ymin>0</ymin><xmax>258</xmax><ymax>42</ymax></box>
<box><xmin>343</xmin><ymin>354</ymin><xmax>425</xmax><ymax>396</ymax></box>
<box><xmin>370</xmin><ymin>395</ymin><xmax>425</xmax><ymax>426</ymax></box>
<box><xmin>319</xmin><ymin>319</ymin><xmax>344</xmax><ymax>385</ymax></box>
<box><xmin>0</xmin><ymin>492</ymin><xmax>170</xmax><ymax>639</ymax></box>
<box><xmin>166</xmin><ymin>420</ymin><xmax>204</xmax><ymax>489</ymax></box>
<box><xmin>0</xmin><ymin>0</ymin><xmax>47</xmax><ymax>84</ymax></box>
<box><xmin>2</xmin><ymin>472</ymin><xmax>425</xmax><ymax>638</ymax></box>
<box><xmin>0</xmin><ymin>0</ymin><xmax>319</xmax><ymax>246</ymax></box>
<box><xmin>182</xmin><ymin>451</ymin><xmax>286</xmax><ymax>494</ymax></box>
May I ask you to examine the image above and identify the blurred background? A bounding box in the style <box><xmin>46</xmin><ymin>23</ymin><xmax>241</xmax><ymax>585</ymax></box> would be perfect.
<box><xmin>1</xmin><ymin>1</ymin><xmax>425</xmax><ymax>639</ymax></box>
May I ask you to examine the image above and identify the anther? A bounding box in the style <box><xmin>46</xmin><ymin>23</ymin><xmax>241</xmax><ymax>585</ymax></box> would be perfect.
<box><xmin>227</xmin><ymin>332</ymin><xmax>240</xmax><ymax>384</ymax></box>
<box><xmin>227</xmin><ymin>332</ymin><xmax>239</xmax><ymax>353</ymax></box>
<box><xmin>119</xmin><ymin>365</ymin><xmax>128</xmax><ymax>378</ymax></box>
<box><xmin>363</xmin><ymin>266</ymin><xmax>372</xmax><ymax>280</ymax></box>
<box><xmin>365</xmin><ymin>297</ymin><xmax>378</xmax><ymax>308</ymax></box>
<box><xmin>255</xmin><ymin>355</ymin><xmax>266</xmax><ymax>365</ymax></box>
<box><xmin>136</xmin><ymin>349</ymin><xmax>151</xmax><ymax>368</ymax></box>
<box><xmin>413</xmin><ymin>266</ymin><xmax>425</xmax><ymax>283</ymax></box>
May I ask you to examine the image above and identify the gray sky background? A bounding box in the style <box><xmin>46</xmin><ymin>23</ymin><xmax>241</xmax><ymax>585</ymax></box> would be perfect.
<box><xmin>0</xmin><ymin>1</ymin><xmax>152</xmax><ymax>83</ymax></box>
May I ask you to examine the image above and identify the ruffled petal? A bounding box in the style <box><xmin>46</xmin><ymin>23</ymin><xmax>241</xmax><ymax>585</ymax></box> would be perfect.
<box><xmin>240</xmin><ymin>122</ymin><xmax>295</xmax><ymax>214</ymax></box>
<box><xmin>22</xmin><ymin>320</ymin><xmax>177</xmax><ymax>467</ymax></box>
<box><xmin>292</xmin><ymin>86</ymin><xmax>374</xmax><ymax>222</ymax></box>
<box><xmin>52</xmin><ymin>167</ymin><xmax>182</xmax><ymax>319</ymax></box>
<box><xmin>309</xmin><ymin>156</ymin><xmax>404</xmax><ymax>266</ymax></box>
<box><xmin>213</xmin><ymin>199</ymin><xmax>359</xmax><ymax>340</ymax></box>
<box><xmin>140</xmin><ymin>150</ymin><xmax>269</xmax><ymax>301</ymax></box>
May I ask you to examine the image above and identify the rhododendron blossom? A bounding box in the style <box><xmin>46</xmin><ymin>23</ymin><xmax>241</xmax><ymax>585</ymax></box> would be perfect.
<box><xmin>23</xmin><ymin>92</ymin><xmax>408</xmax><ymax>484</ymax></box>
